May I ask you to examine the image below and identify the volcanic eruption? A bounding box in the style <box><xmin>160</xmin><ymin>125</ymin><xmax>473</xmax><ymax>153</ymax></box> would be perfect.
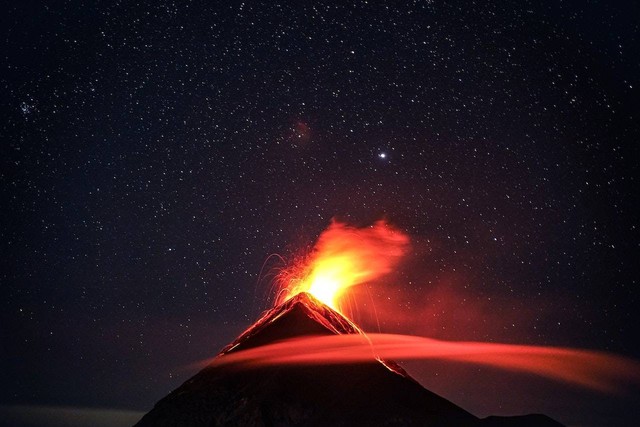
<box><xmin>135</xmin><ymin>220</ymin><xmax>638</xmax><ymax>426</ymax></box>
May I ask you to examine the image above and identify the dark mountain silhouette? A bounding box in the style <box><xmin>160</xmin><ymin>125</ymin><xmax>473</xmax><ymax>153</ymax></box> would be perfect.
<box><xmin>135</xmin><ymin>292</ymin><xmax>564</xmax><ymax>426</ymax></box>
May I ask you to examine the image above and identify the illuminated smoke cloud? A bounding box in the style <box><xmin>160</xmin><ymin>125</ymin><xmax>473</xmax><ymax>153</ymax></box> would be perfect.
<box><xmin>278</xmin><ymin>220</ymin><xmax>410</xmax><ymax>311</ymax></box>
<box><xmin>209</xmin><ymin>333</ymin><xmax>640</xmax><ymax>393</ymax></box>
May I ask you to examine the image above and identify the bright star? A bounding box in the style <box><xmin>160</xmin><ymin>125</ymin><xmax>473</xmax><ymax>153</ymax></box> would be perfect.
<box><xmin>378</xmin><ymin>152</ymin><xmax>387</xmax><ymax>159</ymax></box>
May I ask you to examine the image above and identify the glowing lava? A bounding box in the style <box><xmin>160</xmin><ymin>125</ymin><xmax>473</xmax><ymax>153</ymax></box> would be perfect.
<box><xmin>277</xmin><ymin>220</ymin><xmax>409</xmax><ymax>312</ymax></box>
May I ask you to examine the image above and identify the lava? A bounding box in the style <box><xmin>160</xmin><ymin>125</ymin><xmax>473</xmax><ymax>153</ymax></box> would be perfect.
<box><xmin>277</xmin><ymin>219</ymin><xmax>409</xmax><ymax>312</ymax></box>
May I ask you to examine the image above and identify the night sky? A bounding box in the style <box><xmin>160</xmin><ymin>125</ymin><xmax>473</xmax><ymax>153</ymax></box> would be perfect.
<box><xmin>2</xmin><ymin>1</ymin><xmax>639</xmax><ymax>426</ymax></box>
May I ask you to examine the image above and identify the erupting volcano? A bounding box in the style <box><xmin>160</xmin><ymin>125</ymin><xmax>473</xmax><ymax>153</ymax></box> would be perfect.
<box><xmin>136</xmin><ymin>220</ymin><xmax>639</xmax><ymax>426</ymax></box>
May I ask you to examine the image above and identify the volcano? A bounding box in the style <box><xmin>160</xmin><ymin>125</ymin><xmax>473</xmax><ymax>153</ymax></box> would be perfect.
<box><xmin>135</xmin><ymin>293</ymin><xmax>563</xmax><ymax>426</ymax></box>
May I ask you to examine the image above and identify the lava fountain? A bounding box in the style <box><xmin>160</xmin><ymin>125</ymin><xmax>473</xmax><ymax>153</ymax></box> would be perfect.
<box><xmin>276</xmin><ymin>219</ymin><xmax>409</xmax><ymax>312</ymax></box>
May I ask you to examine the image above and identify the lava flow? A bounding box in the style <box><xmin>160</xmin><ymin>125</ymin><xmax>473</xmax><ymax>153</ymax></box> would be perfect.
<box><xmin>276</xmin><ymin>219</ymin><xmax>409</xmax><ymax>312</ymax></box>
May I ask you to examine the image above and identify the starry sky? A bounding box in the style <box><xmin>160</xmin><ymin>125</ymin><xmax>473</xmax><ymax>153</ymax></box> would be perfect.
<box><xmin>2</xmin><ymin>1</ymin><xmax>639</xmax><ymax>426</ymax></box>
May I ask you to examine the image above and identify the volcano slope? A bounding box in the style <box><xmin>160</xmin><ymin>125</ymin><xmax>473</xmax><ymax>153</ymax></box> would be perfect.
<box><xmin>135</xmin><ymin>292</ymin><xmax>563</xmax><ymax>427</ymax></box>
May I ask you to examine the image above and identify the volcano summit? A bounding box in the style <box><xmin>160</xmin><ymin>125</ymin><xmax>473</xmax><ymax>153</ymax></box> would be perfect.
<box><xmin>135</xmin><ymin>293</ymin><xmax>563</xmax><ymax>426</ymax></box>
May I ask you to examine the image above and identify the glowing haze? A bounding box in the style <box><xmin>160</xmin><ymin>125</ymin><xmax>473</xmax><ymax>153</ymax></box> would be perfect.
<box><xmin>208</xmin><ymin>333</ymin><xmax>640</xmax><ymax>393</ymax></box>
<box><xmin>277</xmin><ymin>220</ymin><xmax>410</xmax><ymax>311</ymax></box>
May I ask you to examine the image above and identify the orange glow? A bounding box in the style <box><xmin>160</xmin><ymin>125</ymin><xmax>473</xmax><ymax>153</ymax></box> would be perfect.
<box><xmin>206</xmin><ymin>334</ymin><xmax>640</xmax><ymax>393</ymax></box>
<box><xmin>277</xmin><ymin>220</ymin><xmax>409</xmax><ymax>312</ymax></box>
